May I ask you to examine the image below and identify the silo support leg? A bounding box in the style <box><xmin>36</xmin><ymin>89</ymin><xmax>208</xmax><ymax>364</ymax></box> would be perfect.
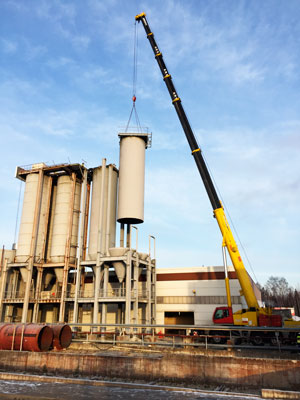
<box><xmin>32</xmin><ymin>268</ymin><xmax>43</xmax><ymax>323</ymax></box>
<box><xmin>0</xmin><ymin>260</ymin><xmax>8</xmax><ymax>321</ymax></box>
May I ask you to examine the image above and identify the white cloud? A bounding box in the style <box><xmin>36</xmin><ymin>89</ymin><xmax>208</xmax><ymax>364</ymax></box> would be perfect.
<box><xmin>2</xmin><ymin>0</ymin><xmax>26</xmax><ymax>12</ymax></box>
<box><xmin>1</xmin><ymin>38</ymin><xmax>17</xmax><ymax>54</ymax></box>
<box><xmin>23</xmin><ymin>39</ymin><xmax>47</xmax><ymax>60</ymax></box>
<box><xmin>140</xmin><ymin>0</ymin><xmax>300</xmax><ymax>85</ymax></box>
<box><xmin>0</xmin><ymin>76</ymin><xmax>43</xmax><ymax>99</ymax></box>
<box><xmin>36</xmin><ymin>0</ymin><xmax>76</xmax><ymax>23</ymax></box>
<box><xmin>35</xmin><ymin>0</ymin><xmax>90</xmax><ymax>50</ymax></box>
<box><xmin>87</xmin><ymin>0</ymin><xmax>117</xmax><ymax>14</ymax></box>
<box><xmin>0</xmin><ymin>36</ymin><xmax>46</xmax><ymax>60</ymax></box>
<box><xmin>46</xmin><ymin>56</ymin><xmax>75</xmax><ymax>69</ymax></box>
<box><xmin>56</xmin><ymin>25</ymin><xmax>90</xmax><ymax>50</ymax></box>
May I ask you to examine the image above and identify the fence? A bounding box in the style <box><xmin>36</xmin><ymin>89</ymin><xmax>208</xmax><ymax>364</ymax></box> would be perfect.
<box><xmin>68</xmin><ymin>322</ymin><xmax>300</xmax><ymax>351</ymax></box>
<box><xmin>4</xmin><ymin>291</ymin><xmax>35</xmax><ymax>300</ymax></box>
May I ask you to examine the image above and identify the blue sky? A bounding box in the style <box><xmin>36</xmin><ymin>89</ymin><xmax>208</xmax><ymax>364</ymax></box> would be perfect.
<box><xmin>0</xmin><ymin>0</ymin><xmax>299</xmax><ymax>288</ymax></box>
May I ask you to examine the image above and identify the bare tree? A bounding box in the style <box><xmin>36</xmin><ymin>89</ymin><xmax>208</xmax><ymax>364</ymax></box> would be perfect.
<box><xmin>262</xmin><ymin>276</ymin><xmax>299</xmax><ymax>312</ymax></box>
<box><xmin>265</xmin><ymin>276</ymin><xmax>290</xmax><ymax>297</ymax></box>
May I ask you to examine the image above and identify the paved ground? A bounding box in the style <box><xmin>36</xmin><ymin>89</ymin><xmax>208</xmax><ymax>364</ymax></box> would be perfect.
<box><xmin>0</xmin><ymin>379</ymin><xmax>262</xmax><ymax>400</ymax></box>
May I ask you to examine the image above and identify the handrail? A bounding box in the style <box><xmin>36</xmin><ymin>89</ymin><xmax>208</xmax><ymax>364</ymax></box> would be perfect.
<box><xmin>68</xmin><ymin>321</ymin><xmax>300</xmax><ymax>350</ymax></box>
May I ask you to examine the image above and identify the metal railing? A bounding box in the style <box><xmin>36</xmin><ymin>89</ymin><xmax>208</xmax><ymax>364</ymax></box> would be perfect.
<box><xmin>3</xmin><ymin>288</ymin><xmax>155</xmax><ymax>302</ymax></box>
<box><xmin>3</xmin><ymin>288</ymin><xmax>153</xmax><ymax>301</ymax></box>
<box><xmin>138</xmin><ymin>290</ymin><xmax>148</xmax><ymax>299</ymax></box>
<box><xmin>4</xmin><ymin>290</ymin><xmax>63</xmax><ymax>301</ymax></box>
<box><xmin>99</xmin><ymin>288</ymin><xmax>126</xmax><ymax>298</ymax></box>
<box><xmin>40</xmin><ymin>291</ymin><xmax>62</xmax><ymax>300</ymax></box>
<box><xmin>4</xmin><ymin>291</ymin><xmax>34</xmax><ymax>300</ymax></box>
<box><xmin>68</xmin><ymin>288</ymin><xmax>129</xmax><ymax>299</ymax></box>
<box><xmin>65</xmin><ymin>288</ymin><xmax>151</xmax><ymax>299</ymax></box>
<box><xmin>78</xmin><ymin>290</ymin><xmax>94</xmax><ymax>299</ymax></box>
<box><xmin>68</xmin><ymin>322</ymin><xmax>300</xmax><ymax>352</ymax></box>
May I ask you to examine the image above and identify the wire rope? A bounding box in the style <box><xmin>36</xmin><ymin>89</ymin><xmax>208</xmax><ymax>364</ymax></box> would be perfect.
<box><xmin>132</xmin><ymin>20</ymin><xmax>138</xmax><ymax>99</ymax></box>
<box><xmin>125</xmin><ymin>21</ymin><xmax>143</xmax><ymax>133</ymax></box>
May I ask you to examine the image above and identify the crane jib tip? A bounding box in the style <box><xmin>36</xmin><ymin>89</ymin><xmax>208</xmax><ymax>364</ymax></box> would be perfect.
<box><xmin>135</xmin><ymin>12</ymin><xmax>146</xmax><ymax>20</ymax></box>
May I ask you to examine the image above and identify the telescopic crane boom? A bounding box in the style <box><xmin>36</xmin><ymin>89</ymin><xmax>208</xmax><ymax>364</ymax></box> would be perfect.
<box><xmin>135</xmin><ymin>12</ymin><xmax>259</xmax><ymax>314</ymax></box>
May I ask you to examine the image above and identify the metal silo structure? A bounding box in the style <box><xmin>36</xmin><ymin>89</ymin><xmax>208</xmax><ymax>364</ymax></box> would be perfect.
<box><xmin>88</xmin><ymin>162</ymin><xmax>118</xmax><ymax>260</ymax></box>
<box><xmin>16</xmin><ymin>172</ymin><xmax>51</xmax><ymax>263</ymax></box>
<box><xmin>49</xmin><ymin>174</ymin><xmax>81</xmax><ymax>264</ymax></box>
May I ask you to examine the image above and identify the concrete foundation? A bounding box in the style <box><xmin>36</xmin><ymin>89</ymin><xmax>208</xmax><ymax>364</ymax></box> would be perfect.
<box><xmin>0</xmin><ymin>349</ymin><xmax>299</xmax><ymax>391</ymax></box>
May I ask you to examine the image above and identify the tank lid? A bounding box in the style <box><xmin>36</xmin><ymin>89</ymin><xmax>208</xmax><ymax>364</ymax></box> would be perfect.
<box><xmin>118</xmin><ymin>131</ymin><xmax>152</xmax><ymax>149</ymax></box>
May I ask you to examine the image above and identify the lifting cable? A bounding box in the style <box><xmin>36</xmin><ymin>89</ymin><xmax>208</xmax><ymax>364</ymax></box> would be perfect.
<box><xmin>125</xmin><ymin>21</ymin><xmax>143</xmax><ymax>133</ymax></box>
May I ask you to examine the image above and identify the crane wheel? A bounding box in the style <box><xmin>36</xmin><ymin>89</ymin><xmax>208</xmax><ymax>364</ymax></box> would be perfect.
<box><xmin>210</xmin><ymin>331</ymin><xmax>227</xmax><ymax>344</ymax></box>
<box><xmin>250</xmin><ymin>334</ymin><xmax>264</xmax><ymax>346</ymax></box>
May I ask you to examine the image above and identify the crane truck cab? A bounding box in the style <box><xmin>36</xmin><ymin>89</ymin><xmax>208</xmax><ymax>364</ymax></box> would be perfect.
<box><xmin>213</xmin><ymin>306</ymin><xmax>263</xmax><ymax>326</ymax></box>
<box><xmin>213</xmin><ymin>307</ymin><xmax>234</xmax><ymax>325</ymax></box>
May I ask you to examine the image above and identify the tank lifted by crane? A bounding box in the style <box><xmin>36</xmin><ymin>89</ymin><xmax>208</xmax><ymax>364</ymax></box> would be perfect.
<box><xmin>117</xmin><ymin>131</ymin><xmax>151</xmax><ymax>225</ymax></box>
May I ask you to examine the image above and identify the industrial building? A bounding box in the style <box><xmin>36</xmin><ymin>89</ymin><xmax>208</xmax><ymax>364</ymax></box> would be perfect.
<box><xmin>156</xmin><ymin>266</ymin><xmax>261</xmax><ymax>329</ymax></box>
<box><xmin>0</xmin><ymin>130</ymin><xmax>261</xmax><ymax>328</ymax></box>
<box><xmin>0</xmin><ymin>132</ymin><xmax>156</xmax><ymax>327</ymax></box>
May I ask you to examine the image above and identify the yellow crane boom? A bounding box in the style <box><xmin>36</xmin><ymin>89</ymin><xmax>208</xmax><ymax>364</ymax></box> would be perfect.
<box><xmin>135</xmin><ymin>12</ymin><xmax>259</xmax><ymax>312</ymax></box>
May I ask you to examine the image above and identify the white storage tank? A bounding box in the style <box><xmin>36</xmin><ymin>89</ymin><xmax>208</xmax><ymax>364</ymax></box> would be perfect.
<box><xmin>16</xmin><ymin>173</ymin><xmax>51</xmax><ymax>263</ymax></box>
<box><xmin>117</xmin><ymin>133</ymin><xmax>149</xmax><ymax>224</ymax></box>
<box><xmin>45</xmin><ymin>184</ymin><xmax>57</xmax><ymax>261</ymax></box>
<box><xmin>49</xmin><ymin>175</ymin><xmax>81</xmax><ymax>263</ymax></box>
<box><xmin>88</xmin><ymin>163</ymin><xmax>118</xmax><ymax>260</ymax></box>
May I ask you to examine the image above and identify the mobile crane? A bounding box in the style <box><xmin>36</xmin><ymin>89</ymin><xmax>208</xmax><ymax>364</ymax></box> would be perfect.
<box><xmin>135</xmin><ymin>12</ymin><xmax>300</xmax><ymax>340</ymax></box>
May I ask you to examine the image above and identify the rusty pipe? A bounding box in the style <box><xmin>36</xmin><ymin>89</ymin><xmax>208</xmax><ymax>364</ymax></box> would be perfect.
<box><xmin>0</xmin><ymin>323</ymin><xmax>53</xmax><ymax>352</ymax></box>
<box><xmin>49</xmin><ymin>324</ymin><xmax>72</xmax><ymax>350</ymax></box>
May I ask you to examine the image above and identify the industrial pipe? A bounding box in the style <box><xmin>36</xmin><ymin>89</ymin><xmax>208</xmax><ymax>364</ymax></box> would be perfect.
<box><xmin>49</xmin><ymin>324</ymin><xmax>72</xmax><ymax>350</ymax></box>
<box><xmin>0</xmin><ymin>324</ymin><xmax>53</xmax><ymax>352</ymax></box>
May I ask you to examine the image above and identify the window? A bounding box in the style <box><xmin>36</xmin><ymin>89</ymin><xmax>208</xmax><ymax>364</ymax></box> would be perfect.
<box><xmin>214</xmin><ymin>309</ymin><xmax>225</xmax><ymax>319</ymax></box>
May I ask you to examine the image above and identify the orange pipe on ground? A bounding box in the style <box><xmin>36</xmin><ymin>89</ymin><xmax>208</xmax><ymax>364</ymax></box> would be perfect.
<box><xmin>0</xmin><ymin>323</ymin><xmax>53</xmax><ymax>352</ymax></box>
<box><xmin>49</xmin><ymin>324</ymin><xmax>72</xmax><ymax>350</ymax></box>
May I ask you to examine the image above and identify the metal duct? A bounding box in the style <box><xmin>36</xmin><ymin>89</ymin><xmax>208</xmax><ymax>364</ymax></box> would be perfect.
<box><xmin>0</xmin><ymin>324</ymin><xmax>53</xmax><ymax>352</ymax></box>
<box><xmin>49</xmin><ymin>324</ymin><xmax>72</xmax><ymax>350</ymax></box>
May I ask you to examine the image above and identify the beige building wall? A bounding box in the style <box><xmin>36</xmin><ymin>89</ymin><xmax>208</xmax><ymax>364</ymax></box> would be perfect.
<box><xmin>156</xmin><ymin>266</ymin><xmax>255</xmax><ymax>326</ymax></box>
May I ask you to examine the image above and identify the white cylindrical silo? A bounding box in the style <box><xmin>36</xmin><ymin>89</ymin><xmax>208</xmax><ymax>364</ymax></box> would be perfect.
<box><xmin>35</xmin><ymin>176</ymin><xmax>52</xmax><ymax>261</ymax></box>
<box><xmin>88</xmin><ymin>164</ymin><xmax>118</xmax><ymax>260</ymax></box>
<box><xmin>117</xmin><ymin>134</ymin><xmax>148</xmax><ymax>224</ymax></box>
<box><xmin>45</xmin><ymin>184</ymin><xmax>57</xmax><ymax>261</ymax></box>
<box><xmin>16</xmin><ymin>173</ymin><xmax>51</xmax><ymax>263</ymax></box>
<box><xmin>49</xmin><ymin>175</ymin><xmax>81</xmax><ymax>263</ymax></box>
